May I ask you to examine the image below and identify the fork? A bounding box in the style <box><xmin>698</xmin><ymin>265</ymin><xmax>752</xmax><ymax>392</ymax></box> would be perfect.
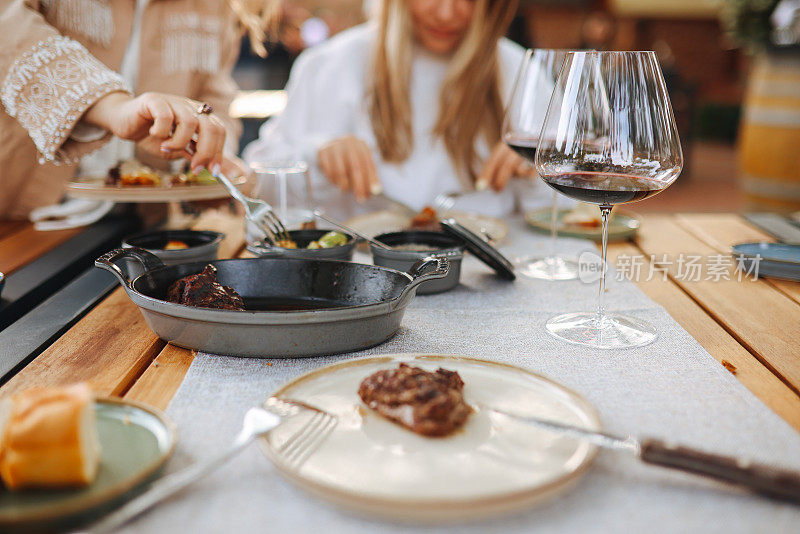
<box><xmin>183</xmin><ymin>142</ymin><xmax>290</xmax><ymax>244</ymax></box>
<box><xmin>213</xmin><ymin>171</ymin><xmax>291</xmax><ymax>244</ymax></box>
<box><xmin>433</xmin><ymin>191</ymin><xmax>463</xmax><ymax>212</ymax></box>
<box><xmin>84</xmin><ymin>399</ymin><xmax>336</xmax><ymax>533</ymax></box>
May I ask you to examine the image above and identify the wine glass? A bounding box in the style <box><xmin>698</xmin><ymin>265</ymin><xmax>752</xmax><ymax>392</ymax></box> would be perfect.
<box><xmin>247</xmin><ymin>160</ymin><xmax>314</xmax><ymax>245</ymax></box>
<box><xmin>503</xmin><ymin>48</ymin><xmax>579</xmax><ymax>280</ymax></box>
<box><xmin>535</xmin><ymin>51</ymin><xmax>683</xmax><ymax>348</ymax></box>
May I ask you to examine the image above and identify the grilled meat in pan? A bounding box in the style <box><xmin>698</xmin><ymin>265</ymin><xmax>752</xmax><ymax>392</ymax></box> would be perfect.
<box><xmin>167</xmin><ymin>264</ymin><xmax>245</xmax><ymax>310</ymax></box>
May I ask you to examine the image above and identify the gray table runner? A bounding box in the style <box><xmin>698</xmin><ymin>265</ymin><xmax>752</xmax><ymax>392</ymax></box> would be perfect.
<box><xmin>123</xmin><ymin>223</ymin><xmax>800</xmax><ymax>533</ymax></box>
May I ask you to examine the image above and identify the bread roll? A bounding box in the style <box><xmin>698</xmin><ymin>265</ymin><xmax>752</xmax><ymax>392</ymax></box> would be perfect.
<box><xmin>0</xmin><ymin>383</ymin><xmax>100</xmax><ymax>489</ymax></box>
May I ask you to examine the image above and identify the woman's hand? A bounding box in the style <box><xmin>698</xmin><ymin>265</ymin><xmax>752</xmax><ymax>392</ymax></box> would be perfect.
<box><xmin>83</xmin><ymin>91</ymin><xmax>226</xmax><ymax>173</ymax></box>
<box><xmin>317</xmin><ymin>136</ymin><xmax>381</xmax><ymax>202</ymax></box>
<box><xmin>476</xmin><ymin>142</ymin><xmax>536</xmax><ymax>192</ymax></box>
<box><xmin>182</xmin><ymin>154</ymin><xmax>254</xmax><ymax>212</ymax></box>
<box><xmin>218</xmin><ymin>153</ymin><xmax>252</xmax><ymax>180</ymax></box>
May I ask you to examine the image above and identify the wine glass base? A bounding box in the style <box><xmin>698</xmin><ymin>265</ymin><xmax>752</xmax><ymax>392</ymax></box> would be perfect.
<box><xmin>516</xmin><ymin>255</ymin><xmax>579</xmax><ymax>281</ymax></box>
<box><xmin>546</xmin><ymin>312</ymin><xmax>657</xmax><ymax>349</ymax></box>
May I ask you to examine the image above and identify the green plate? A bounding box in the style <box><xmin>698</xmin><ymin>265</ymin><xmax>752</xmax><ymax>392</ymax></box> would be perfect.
<box><xmin>524</xmin><ymin>208</ymin><xmax>640</xmax><ymax>242</ymax></box>
<box><xmin>0</xmin><ymin>398</ymin><xmax>176</xmax><ymax>532</ymax></box>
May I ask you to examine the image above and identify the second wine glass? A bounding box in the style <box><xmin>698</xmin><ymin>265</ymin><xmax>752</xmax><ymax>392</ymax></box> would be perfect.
<box><xmin>536</xmin><ymin>51</ymin><xmax>683</xmax><ymax>349</ymax></box>
<box><xmin>503</xmin><ymin>48</ymin><xmax>579</xmax><ymax>280</ymax></box>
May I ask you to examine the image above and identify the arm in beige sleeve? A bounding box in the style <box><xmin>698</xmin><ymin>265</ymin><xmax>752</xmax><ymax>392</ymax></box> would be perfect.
<box><xmin>195</xmin><ymin>12</ymin><xmax>243</xmax><ymax>155</ymax></box>
<box><xmin>0</xmin><ymin>0</ymin><xmax>130</xmax><ymax>164</ymax></box>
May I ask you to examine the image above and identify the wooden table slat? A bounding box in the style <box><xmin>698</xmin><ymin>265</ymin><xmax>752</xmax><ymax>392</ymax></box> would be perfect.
<box><xmin>0</xmin><ymin>226</ymin><xmax>82</xmax><ymax>274</ymax></box>
<box><xmin>124</xmin><ymin>345</ymin><xmax>196</xmax><ymax>410</ymax></box>
<box><xmin>674</xmin><ymin>213</ymin><xmax>800</xmax><ymax>306</ymax></box>
<box><xmin>0</xmin><ymin>289</ymin><xmax>164</xmax><ymax>398</ymax></box>
<box><xmin>607</xmin><ymin>244</ymin><xmax>800</xmax><ymax>432</ymax></box>
<box><xmin>0</xmin><ymin>221</ymin><xmax>28</xmax><ymax>242</ymax></box>
<box><xmin>0</xmin><ymin>268</ymin><xmax>118</xmax><ymax>384</ymax></box>
<box><xmin>634</xmin><ymin>214</ymin><xmax>800</xmax><ymax>393</ymax></box>
<box><xmin>0</xmin><ymin>215</ymin><xmax>141</xmax><ymax>331</ymax></box>
<box><xmin>768</xmin><ymin>279</ymin><xmax>800</xmax><ymax>305</ymax></box>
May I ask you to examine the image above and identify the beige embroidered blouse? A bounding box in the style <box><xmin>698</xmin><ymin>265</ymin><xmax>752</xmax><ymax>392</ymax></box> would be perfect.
<box><xmin>0</xmin><ymin>0</ymin><xmax>243</xmax><ymax>219</ymax></box>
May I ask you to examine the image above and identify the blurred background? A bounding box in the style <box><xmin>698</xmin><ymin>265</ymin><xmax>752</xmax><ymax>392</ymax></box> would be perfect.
<box><xmin>230</xmin><ymin>0</ymin><xmax>800</xmax><ymax>213</ymax></box>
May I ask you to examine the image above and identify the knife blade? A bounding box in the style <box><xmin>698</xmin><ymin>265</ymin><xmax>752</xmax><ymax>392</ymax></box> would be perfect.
<box><xmin>485</xmin><ymin>406</ymin><xmax>639</xmax><ymax>453</ymax></box>
<box><xmin>485</xmin><ymin>406</ymin><xmax>800</xmax><ymax>505</ymax></box>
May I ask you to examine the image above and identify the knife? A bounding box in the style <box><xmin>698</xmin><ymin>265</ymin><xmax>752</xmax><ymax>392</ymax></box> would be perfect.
<box><xmin>744</xmin><ymin>213</ymin><xmax>800</xmax><ymax>245</ymax></box>
<box><xmin>373</xmin><ymin>192</ymin><xmax>417</xmax><ymax>216</ymax></box>
<box><xmin>486</xmin><ymin>406</ymin><xmax>800</xmax><ymax>505</ymax></box>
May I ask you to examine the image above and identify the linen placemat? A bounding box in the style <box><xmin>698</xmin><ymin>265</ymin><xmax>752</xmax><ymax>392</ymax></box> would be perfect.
<box><xmin>122</xmin><ymin>223</ymin><xmax>800</xmax><ymax>533</ymax></box>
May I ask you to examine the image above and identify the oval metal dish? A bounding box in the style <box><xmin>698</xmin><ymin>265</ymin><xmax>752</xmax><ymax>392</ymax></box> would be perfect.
<box><xmin>95</xmin><ymin>248</ymin><xmax>448</xmax><ymax>358</ymax></box>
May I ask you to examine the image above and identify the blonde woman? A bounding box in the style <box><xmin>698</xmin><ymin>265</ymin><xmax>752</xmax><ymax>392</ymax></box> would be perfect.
<box><xmin>0</xmin><ymin>0</ymin><xmax>277</xmax><ymax>220</ymax></box>
<box><xmin>244</xmin><ymin>0</ymin><xmax>536</xmax><ymax>217</ymax></box>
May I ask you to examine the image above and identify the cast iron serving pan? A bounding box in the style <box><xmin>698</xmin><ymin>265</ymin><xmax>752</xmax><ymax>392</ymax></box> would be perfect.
<box><xmin>95</xmin><ymin>248</ymin><xmax>448</xmax><ymax>358</ymax></box>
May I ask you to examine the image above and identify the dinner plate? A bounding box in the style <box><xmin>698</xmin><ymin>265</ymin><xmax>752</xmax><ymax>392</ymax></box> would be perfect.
<box><xmin>345</xmin><ymin>209</ymin><xmax>510</xmax><ymax>244</ymax></box>
<box><xmin>732</xmin><ymin>242</ymin><xmax>800</xmax><ymax>281</ymax></box>
<box><xmin>258</xmin><ymin>354</ymin><xmax>600</xmax><ymax>523</ymax></box>
<box><xmin>65</xmin><ymin>175</ymin><xmax>247</xmax><ymax>202</ymax></box>
<box><xmin>0</xmin><ymin>398</ymin><xmax>176</xmax><ymax>531</ymax></box>
<box><xmin>525</xmin><ymin>208</ymin><xmax>640</xmax><ymax>242</ymax></box>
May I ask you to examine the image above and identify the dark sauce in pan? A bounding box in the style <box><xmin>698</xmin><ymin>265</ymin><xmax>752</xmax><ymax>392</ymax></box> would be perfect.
<box><xmin>242</xmin><ymin>297</ymin><xmax>351</xmax><ymax>311</ymax></box>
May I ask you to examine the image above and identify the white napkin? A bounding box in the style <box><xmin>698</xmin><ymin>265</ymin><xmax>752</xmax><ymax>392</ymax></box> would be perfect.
<box><xmin>29</xmin><ymin>197</ymin><xmax>114</xmax><ymax>231</ymax></box>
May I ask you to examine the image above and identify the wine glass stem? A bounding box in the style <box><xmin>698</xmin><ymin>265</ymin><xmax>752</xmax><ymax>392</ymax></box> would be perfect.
<box><xmin>549</xmin><ymin>189</ymin><xmax>558</xmax><ymax>262</ymax></box>
<box><xmin>278</xmin><ymin>169</ymin><xmax>288</xmax><ymax>221</ymax></box>
<box><xmin>596</xmin><ymin>205</ymin><xmax>612</xmax><ymax>320</ymax></box>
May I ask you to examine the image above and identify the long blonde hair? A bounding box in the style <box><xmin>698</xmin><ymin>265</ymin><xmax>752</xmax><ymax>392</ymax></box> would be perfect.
<box><xmin>369</xmin><ymin>0</ymin><xmax>518</xmax><ymax>184</ymax></box>
<box><xmin>227</xmin><ymin>0</ymin><xmax>281</xmax><ymax>57</ymax></box>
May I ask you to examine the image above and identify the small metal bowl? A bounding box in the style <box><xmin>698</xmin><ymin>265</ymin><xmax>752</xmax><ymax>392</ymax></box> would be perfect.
<box><xmin>371</xmin><ymin>231</ymin><xmax>464</xmax><ymax>294</ymax></box>
<box><xmin>246</xmin><ymin>229</ymin><xmax>356</xmax><ymax>261</ymax></box>
<box><xmin>122</xmin><ymin>230</ymin><xmax>224</xmax><ymax>277</ymax></box>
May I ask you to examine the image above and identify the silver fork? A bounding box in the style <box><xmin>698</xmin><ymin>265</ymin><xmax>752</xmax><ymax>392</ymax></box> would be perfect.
<box><xmin>213</xmin><ymin>171</ymin><xmax>290</xmax><ymax>244</ymax></box>
<box><xmin>265</xmin><ymin>396</ymin><xmax>338</xmax><ymax>470</ymax></box>
<box><xmin>84</xmin><ymin>399</ymin><xmax>336</xmax><ymax>533</ymax></box>
<box><xmin>183</xmin><ymin>142</ymin><xmax>290</xmax><ymax>244</ymax></box>
<box><xmin>433</xmin><ymin>191</ymin><xmax>463</xmax><ymax>212</ymax></box>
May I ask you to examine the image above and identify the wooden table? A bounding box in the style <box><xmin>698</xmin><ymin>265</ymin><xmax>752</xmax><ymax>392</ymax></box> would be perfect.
<box><xmin>0</xmin><ymin>214</ymin><xmax>140</xmax><ymax>317</ymax></box>
<box><xmin>1</xmin><ymin>211</ymin><xmax>798</xmax><ymax>437</ymax></box>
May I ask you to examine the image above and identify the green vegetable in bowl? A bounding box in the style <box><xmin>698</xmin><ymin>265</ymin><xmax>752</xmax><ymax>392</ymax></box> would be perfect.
<box><xmin>307</xmin><ymin>231</ymin><xmax>348</xmax><ymax>249</ymax></box>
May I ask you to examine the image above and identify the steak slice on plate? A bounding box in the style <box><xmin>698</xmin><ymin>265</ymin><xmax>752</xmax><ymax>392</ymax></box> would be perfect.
<box><xmin>358</xmin><ymin>363</ymin><xmax>472</xmax><ymax>437</ymax></box>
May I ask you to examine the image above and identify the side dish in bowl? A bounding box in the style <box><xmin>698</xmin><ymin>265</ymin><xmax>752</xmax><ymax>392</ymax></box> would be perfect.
<box><xmin>247</xmin><ymin>230</ymin><xmax>356</xmax><ymax>261</ymax></box>
<box><xmin>122</xmin><ymin>230</ymin><xmax>224</xmax><ymax>277</ymax></box>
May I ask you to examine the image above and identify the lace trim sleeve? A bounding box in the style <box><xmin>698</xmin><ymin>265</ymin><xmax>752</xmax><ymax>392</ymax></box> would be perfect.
<box><xmin>0</xmin><ymin>35</ymin><xmax>130</xmax><ymax>164</ymax></box>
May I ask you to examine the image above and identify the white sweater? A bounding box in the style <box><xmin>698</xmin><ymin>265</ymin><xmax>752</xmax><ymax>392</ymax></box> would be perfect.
<box><xmin>243</xmin><ymin>24</ymin><xmax>555</xmax><ymax>218</ymax></box>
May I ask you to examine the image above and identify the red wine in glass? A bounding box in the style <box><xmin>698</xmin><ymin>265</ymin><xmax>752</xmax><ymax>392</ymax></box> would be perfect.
<box><xmin>504</xmin><ymin>135</ymin><xmax>538</xmax><ymax>163</ymax></box>
<box><xmin>542</xmin><ymin>172</ymin><xmax>667</xmax><ymax>206</ymax></box>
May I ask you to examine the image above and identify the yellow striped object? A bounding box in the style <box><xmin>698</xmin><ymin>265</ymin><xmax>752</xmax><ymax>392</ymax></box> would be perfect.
<box><xmin>739</xmin><ymin>55</ymin><xmax>800</xmax><ymax>213</ymax></box>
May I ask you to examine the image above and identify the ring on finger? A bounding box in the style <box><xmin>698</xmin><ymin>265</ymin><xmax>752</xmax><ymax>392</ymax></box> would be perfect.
<box><xmin>196</xmin><ymin>102</ymin><xmax>213</xmax><ymax>115</ymax></box>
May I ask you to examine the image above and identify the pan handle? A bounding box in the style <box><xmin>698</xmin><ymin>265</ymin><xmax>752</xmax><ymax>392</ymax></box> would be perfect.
<box><xmin>95</xmin><ymin>247</ymin><xmax>165</xmax><ymax>289</ymax></box>
<box><xmin>394</xmin><ymin>256</ymin><xmax>449</xmax><ymax>309</ymax></box>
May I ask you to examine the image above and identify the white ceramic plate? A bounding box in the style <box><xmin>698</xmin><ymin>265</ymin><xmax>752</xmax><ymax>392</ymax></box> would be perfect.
<box><xmin>524</xmin><ymin>208</ymin><xmax>640</xmax><ymax>242</ymax></box>
<box><xmin>345</xmin><ymin>210</ymin><xmax>509</xmax><ymax>244</ymax></box>
<box><xmin>258</xmin><ymin>354</ymin><xmax>599</xmax><ymax>523</ymax></box>
<box><xmin>65</xmin><ymin>175</ymin><xmax>247</xmax><ymax>203</ymax></box>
